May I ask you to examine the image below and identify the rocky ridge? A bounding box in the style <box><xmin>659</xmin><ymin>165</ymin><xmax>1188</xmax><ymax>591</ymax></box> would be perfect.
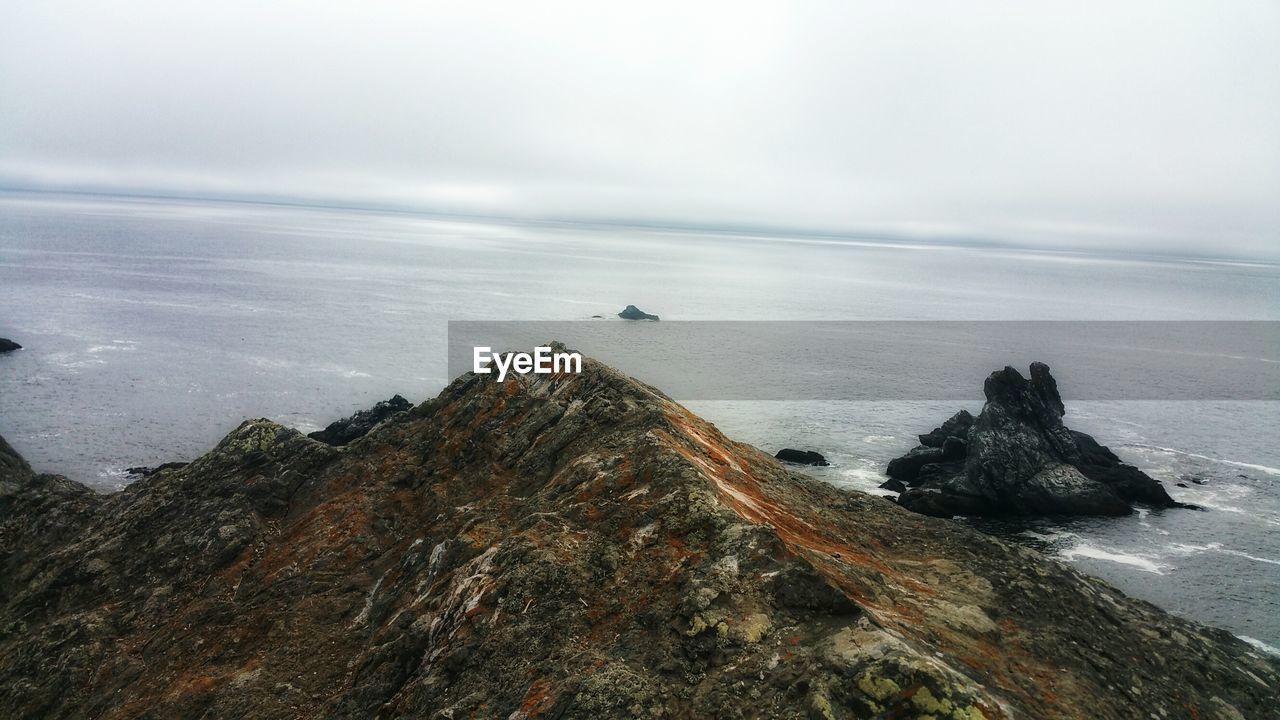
<box><xmin>1</xmin><ymin>351</ymin><xmax>1276</xmax><ymax>719</ymax></box>
<box><xmin>888</xmin><ymin>363</ymin><xmax>1186</xmax><ymax>518</ymax></box>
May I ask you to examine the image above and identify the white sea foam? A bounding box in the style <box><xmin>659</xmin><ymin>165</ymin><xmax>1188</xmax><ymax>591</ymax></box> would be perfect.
<box><xmin>1167</xmin><ymin>542</ymin><xmax>1280</xmax><ymax>567</ymax></box>
<box><xmin>1127</xmin><ymin>444</ymin><xmax>1280</xmax><ymax>477</ymax></box>
<box><xmin>1239</xmin><ymin>635</ymin><xmax>1280</xmax><ymax>657</ymax></box>
<box><xmin>1060</xmin><ymin>544</ymin><xmax>1164</xmax><ymax>574</ymax></box>
<box><xmin>860</xmin><ymin>434</ymin><xmax>898</xmax><ymax>443</ymax></box>
<box><xmin>1219</xmin><ymin>549</ymin><xmax>1280</xmax><ymax>567</ymax></box>
<box><xmin>839</xmin><ymin>467</ymin><xmax>891</xmax><ymax>494</ymax></box>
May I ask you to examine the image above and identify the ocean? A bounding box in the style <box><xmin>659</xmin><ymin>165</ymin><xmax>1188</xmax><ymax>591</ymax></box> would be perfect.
<box><xmin>1</xmin><ymin>191</ymin><xmax>1277</xmax><ymax>651</ymax></box>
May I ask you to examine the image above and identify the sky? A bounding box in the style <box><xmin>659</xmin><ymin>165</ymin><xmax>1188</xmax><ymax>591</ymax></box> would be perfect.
<box><xmin>1</xmin><ymin>1</ymin><xmax>1277</xmax><ymax>258</ymax></box>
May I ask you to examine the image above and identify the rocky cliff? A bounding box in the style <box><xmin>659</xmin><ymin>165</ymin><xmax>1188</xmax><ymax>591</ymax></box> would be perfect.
<box><xmin>1</xmin><ymin>352</ymin><xmax>1276</xmax><ymax>719</ymax></box>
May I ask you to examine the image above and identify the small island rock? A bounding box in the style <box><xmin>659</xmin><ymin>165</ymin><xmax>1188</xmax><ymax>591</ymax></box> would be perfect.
<box><xmin>0</xmin><ymin>338</ymin><xmax>21</xmax><ymax>353</ymax></box>
<box><xmin>617</xmin><ymin>304</ymin><xmax>660</xmax><ymax>321</ymax></box>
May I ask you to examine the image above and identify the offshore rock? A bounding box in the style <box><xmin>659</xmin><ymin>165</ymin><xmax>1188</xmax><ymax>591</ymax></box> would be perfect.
<box><xmin>774</xmin><ymin>448</ymin><xmax>829</xmax><ymax>466</ymax></box>
<box><xmin>307</xmin><ymin>394</ymin><xmax>413</xmax><ymax>446</ymax></box>
<box><xmin>1</xmin><ymin>353</ymin><xmax>1276</xmax><ymax>719</ymax></box>
<box><xmin>893</xmin><ymin>363</ymin><xmax>1181</xmax><ymax>518</ymax></box>
<box><xmin>617</xmin><ymin>304</ymin><xmax>659</xmax><ymax>320</ymax></box>
<box><xmin>0</xmin><ymin>338</ymin><xmax>21</xmax><ymax>353</ymax></box>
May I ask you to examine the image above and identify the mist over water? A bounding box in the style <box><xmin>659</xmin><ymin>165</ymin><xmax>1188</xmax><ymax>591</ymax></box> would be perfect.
<box><xmin>1</xmin><ymin>192</ymin><xmax>1277</xmax><ymax>648</ymax></box>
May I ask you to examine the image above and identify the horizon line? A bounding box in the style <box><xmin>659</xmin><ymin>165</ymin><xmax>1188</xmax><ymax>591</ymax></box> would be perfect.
<box><xmin>2</xmin><ymin>184</ymin><xmax>1275</xmax><ymax>267</ymax></box>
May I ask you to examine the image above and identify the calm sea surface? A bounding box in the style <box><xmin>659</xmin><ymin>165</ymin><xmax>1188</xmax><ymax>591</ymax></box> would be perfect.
<box><xmin>1</xmin><ymin>192</ymin><xmax>1277</xmax><ymax>650</ymax></box>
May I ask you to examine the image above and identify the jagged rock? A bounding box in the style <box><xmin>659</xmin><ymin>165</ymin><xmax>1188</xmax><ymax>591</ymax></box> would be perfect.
<box><xmin>307</xmin><ymin>394</ymin><xmax>412</xmax><ymax>446</ymax></box>
<box><xmin>0</xmin><ymin>338</ymin><xmax>21</xmax><ymax>353</ymax></box>
<box><xmin>617</xmin><ymin>304</ymin><xmax>659</xmax><ymax>320</ymax></box>
<box><xmin>885</xmin><ymin>445</ymin><xmax>946</xmax><ymax>483</ymax></box>
<box><xmin>0</xmin><ymin>355</ymin><xmax>1275</xmax><ymax>719</ymax></box>
<box><xmin>917</xmin><ymin>409</ymin><xmax>973</xmax><ymax>447</ymax></box>
<box><xmin>894</xmin><ymin>362</ymin><xmax>1183</xmax><ymax>518</ymax></box>
<box><xmin>774</xmin><ymin>448</ymin><xmax>828</xmax><ymax>466</ymax></box>
<box><xmin>878</xmin><ymin>478</ymin><xmax>906</xmax><ymax>493</ymax></box>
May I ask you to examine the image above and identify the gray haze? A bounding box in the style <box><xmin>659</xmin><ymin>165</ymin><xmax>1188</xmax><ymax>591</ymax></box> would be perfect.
<box><xmin>1</xmin><ymin>1</ymin><xmax>1277</xmax><ymax>258</ymax></box>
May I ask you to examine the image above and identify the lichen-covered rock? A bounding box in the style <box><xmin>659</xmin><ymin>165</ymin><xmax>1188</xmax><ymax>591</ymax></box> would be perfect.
<box><xmin>0</xmin><ymin>353</ymin><xmax>1275</xmax><ymax>719</ymax></box>
<box><xmin>894</xmin><ymin>363</ymin><xmax>1184</xmax><ymax>518</ymax></box>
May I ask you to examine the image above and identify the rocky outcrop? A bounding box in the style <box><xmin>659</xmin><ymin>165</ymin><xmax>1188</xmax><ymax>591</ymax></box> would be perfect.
<box><xmin>1</xmin><ymin>352</ymin><xmax>1275</xmax><ymax>719</ymax></box>
<box><xmin>890</xmin><ymin>363</ymin><xmax>1184</xmax><ymax>518</ymax></box>
<box><xmin>125</xmin><ymin>462</ymin><xmax>189</xmax><ymax>478</ymax></box>
<box><xmin>774</xmin><ymin>448</ymin><xmax>829</xmax><ymax>466</ymax></box>
<box><xmin>307</xmin><ymin>394</ymin><xmax>412</xmax><ymax>446</ymax></box>
<box><xmin>617</xmin><ymin>304</ymin><xmax>659</xmax><ymax>320</ymax></box>
<box><xmin>0</xmin><ymin>338</ymin><xmax>21</xmax><ymax>353</ymax></box>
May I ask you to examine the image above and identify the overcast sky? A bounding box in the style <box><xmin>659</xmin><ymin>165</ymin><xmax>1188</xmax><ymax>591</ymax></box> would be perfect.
<box><xmin>1</xmin><ymin>2</ymin><xmax>1277</xmax><ymax>258</ymax></box>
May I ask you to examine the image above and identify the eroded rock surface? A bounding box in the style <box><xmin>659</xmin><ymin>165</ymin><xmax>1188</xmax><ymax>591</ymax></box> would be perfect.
<box><xmin>1</xmin><ymin>353</ymin><xmax>1274</xmax><ymax>719</ymax></box>
<box><xmin>890</xmin><ymin>363</ymin><xmax>1184</xmax><ymax>518</ymax></box>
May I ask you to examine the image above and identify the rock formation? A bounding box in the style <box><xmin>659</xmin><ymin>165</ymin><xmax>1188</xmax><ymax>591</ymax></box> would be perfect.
<box><xmin>888</xmin><ymin>363</ymin><xmax>1184</xmax><ymax>518</ymax></box>
<box><xmin>0</xmin><ymin>338</ymin><xmax>21</xmax><ymax>353</ymax></box>
<box><xmin>775</xmin><ymin>448</ymin><xmax>829</xmax><ymax>466</ymax></box>
<box><xmin>617</xmin><ymin>304</ymin><xmax>659</xmax><ymax>320</ymax></box>
<box><xmin>1</xmin><ymin>352</ymin><xmax>1274</xmax><ymax>719</ymax></box>
<box><xmin>125</xmin><ymin>461</ymin><xmax>190</xmax><ymax>478</ymax></box>
<box><xmin>307</xmin><ymin>394</ymin><xmax>412</xmax><ymax>446</ymax></box>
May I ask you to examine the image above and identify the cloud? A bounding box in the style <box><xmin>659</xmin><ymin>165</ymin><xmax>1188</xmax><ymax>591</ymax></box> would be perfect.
<box><xmin>1</xmin><ymin>1</ymin><xmax>1277</xmax><ymax>257</ymax></box>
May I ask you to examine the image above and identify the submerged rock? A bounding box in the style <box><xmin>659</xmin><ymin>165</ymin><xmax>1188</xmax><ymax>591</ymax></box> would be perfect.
<box><xmin>307</xmin><ymin>394</ymin><xmax>412</xmax><ymax>446</ymax></box>
<box><xmin>0</xmin><ymin>338</ymin><xmax>21</xmax><ymax>353</ymax></box>
<box><xmin>617</xmin><ymin>304</ymin><xmax>659</xmax><ymax>320</ymax></box>
<box><xmin>892</xmin><ymin>362</ymin><xmax>1184</xmax><ymax>518</ymax></box>
<box><xmin>0</xmin><ymin>353</ymin><xmax>1274</xmax><ymax>718</ymax></box>
<box><xmin>774</xmin><ymin>448</ymin><xmax>829</xmax><ymax>466</ymax></box>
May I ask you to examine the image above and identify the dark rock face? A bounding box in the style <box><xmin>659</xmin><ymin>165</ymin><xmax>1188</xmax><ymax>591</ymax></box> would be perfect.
<box><xmin>878</xmin><ymin>477</ymin><xmax>906</xmax><ymax>493</ymax></box>
<box><xmin>0</xmin><ymin>338</ymin><xmax>21</xmax><ymax>353</ymax></box>
<box><xmin>617</xmin><ymin>304</ymin><xmax>659</xmax><ymax>320</ymax></box>
<box><xmin>307</xmin><ymin>394</ymin><xmax>412</xmax><ymax>446</ymax></box>
<box><xmin>917</xmin><ymin>409</ymin><xmax>973</xmax><ymax>447</ymax></box>
<box><xmin>892</xmin><ymin>362</ymin><xmax>1183</xmax><ymax>518</ymax></box>
<box><xmin>773</xmin><ymin>448</ymin><xmax>828</xmax><ymax>466</ymax></box>
<box><xmin>1</xmin><ymin>355</ymin><xmax>1275</xmax><ymax>719</ymax></box>
<box><xmin>125</xmin><ymin>461</ymin><xmax>189</xmax><ymax>478</ymax></box>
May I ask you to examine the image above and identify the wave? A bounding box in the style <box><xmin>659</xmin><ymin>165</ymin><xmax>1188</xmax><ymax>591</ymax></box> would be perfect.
<box><xmin>1125</xmin><ymin>443</ymin><xmax>1280</xmax><ymax>477</ymax></box>
<box><xmin>1168</xmin><ymin>542</ymin><xmax>1280</xmax><ymax>567</ymax></box>
<box><xmin>1239</xmin><ymin>635</ymin><xmax>1280</xmax><ymax>657</ymax></box>
<box><xmin>1059</xmin><ymin>543</ymin><xmax>1164</xmax><ymax>574</ymax></box>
